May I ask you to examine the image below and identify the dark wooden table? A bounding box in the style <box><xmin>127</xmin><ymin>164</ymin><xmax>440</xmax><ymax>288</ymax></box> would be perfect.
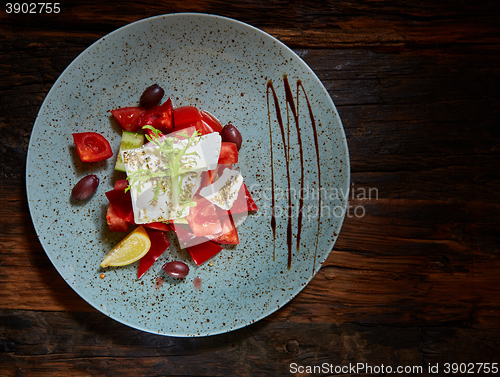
<box><xmin>2</xmin><ymin>1</ymin><xmax>499</xmax><ymax>376</ymax></box>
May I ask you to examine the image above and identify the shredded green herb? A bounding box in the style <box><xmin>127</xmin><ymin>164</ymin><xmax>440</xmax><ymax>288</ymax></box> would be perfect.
<box><xmin>124</xmin><ymin>126</ymin><xmax>202</xmax><ymax>214</ymax></box>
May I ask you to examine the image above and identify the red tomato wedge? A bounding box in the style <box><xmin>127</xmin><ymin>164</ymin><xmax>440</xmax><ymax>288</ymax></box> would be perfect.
<box><xmin>218</xmin><ymin>142</ymin><xmax>238</xmax><ymax>165</ymax></box>
<box><xmin>208</xmin><ymin>214</ymin><xmax>239</xmax><ymax>245</ymax></box>
<box><xmin>144</xmin><ymin>127</ymin><xmax>166</xmax><ymax>140</ymax></box>
<box><xmin>173</xmin><ymin>106</ymin><xmax>202</xmax><ymax>127</ymax></box>
<box><xmin>186</xmin><ymin>241</ymin><xmax>223</xmax><ymax>266</ymax></box>
<box><xmin>106</xmin><ymin>203</ymin><xmax>129</xmax><ymax>232</ymax></box>
<box><xmin>72</xmin><ymin>132</ymin><xmax>113</xmax><ymax>162</ymax></box>
<box><xmin>137</xmin><ymin>229</ymin><xmax>170</xmax><ymax>279</ymax></box>
<box><xmin>114</xmin><ymin>179</ymin><xmax>129</xmax><ymax>191</ymax></box>
<box><xmin>186</xmin><ymin>195</ymin><xmax>222</xmax><ymax>237</ymax></box>
<box><xmin>138</xmin><ymin>98</ymin><xmax>174</xmax><ymax>133</ymax></box>
<box><xmin>110</xmin><ymin>107</ymin><xmax>146</xmax><ymax>132</ymax></box>
<box><xmin>105</xmin><ymin>188</ymin><xmax>134</xmax><ymax>223</ymax></box>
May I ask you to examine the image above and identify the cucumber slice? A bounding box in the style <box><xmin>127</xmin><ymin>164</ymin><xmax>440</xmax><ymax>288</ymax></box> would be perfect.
<box><xmin>115</xmin><ymin>131</ymin><xmax>145</xmax><ymax>172</ymax></box>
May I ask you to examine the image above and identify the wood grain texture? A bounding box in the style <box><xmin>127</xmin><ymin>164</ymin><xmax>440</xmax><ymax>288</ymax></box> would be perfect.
<box><xmin>1</xmin><ymin>0</ymin><xmax>499</xmax><ymax>375</ymax></box>
<box><xmin>2</xmin><ymin>309</ymin><xmax>500</xmax><ymax>377</ymax></box>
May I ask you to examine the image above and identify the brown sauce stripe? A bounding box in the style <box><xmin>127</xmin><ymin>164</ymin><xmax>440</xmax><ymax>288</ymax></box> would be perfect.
<box><xmin>266</xmin><ymin>83</ymin><xmax>277</xmax><ymax>261</ymax></box>
<box><xmin>283</xmin><ymin>75</ymin><xmax>305</xmax><ymax>256</ymax></box>
<box><xmin>297</xmin><ymin>80</ymin><xmax>322</xmax><ymax>274</ymax></box>
<box><xmin>267</xmin><ymin>75</ymin><xmax>320</xmax><ymax>271</ymax></box>
<box><xmin>267</xmin><ymin>79</ymin><xmax>293</xmax><ymax>269</ymax></box>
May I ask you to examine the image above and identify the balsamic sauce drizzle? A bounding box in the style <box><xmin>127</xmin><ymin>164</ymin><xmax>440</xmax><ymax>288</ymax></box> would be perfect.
<box><xmin>267</xmin><ymin>79</ymin><xmax>293</xmax><ymax>268</ymax></box>
<box><xmin>297</xmin><ymin>80</ymin><xmax>322</xmax><ymax>274</ymax></box>
<box><xmin>283</xmin><ymin>75</ymin><xmax>305</xmax><ymax>256</ymax></box>
<box><xmin>267</xmin><ymin>75</ymin><xmax>321</xmax><ymax>271</ymax></box>
<box><xmin>266</xmin><ymin>84</ymin><xmax>277</xmax><ymax>262</ymax></box>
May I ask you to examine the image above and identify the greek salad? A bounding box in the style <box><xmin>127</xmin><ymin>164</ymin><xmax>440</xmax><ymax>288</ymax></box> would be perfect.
<box><xmin>71</xmin><ymin>84</ymin><xmax>258</xmax><ymax>279</ymax></box>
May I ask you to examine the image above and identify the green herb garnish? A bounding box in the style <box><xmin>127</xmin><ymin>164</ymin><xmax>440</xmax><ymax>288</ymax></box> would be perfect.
<box><xmin>125</xmin><ymin>126</ymin><xmax>202</xmax><ymax>215</ymax></box>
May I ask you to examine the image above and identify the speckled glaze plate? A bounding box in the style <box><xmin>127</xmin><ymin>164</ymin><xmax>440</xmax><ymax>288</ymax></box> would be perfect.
<box><xmin>26</xmin><ymin>13</ymin><xmax>349</xmax><ymax>336</ymax></box>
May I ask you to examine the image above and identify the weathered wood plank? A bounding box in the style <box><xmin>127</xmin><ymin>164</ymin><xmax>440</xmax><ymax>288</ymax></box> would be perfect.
<box><xmin>1</xmin><ymin>0</ymin><xmax>499</xmax><ymax>47</ymax></box>
<box><xmin>1</xmin><ymin>309</ymin><xmax>499</xmax><ymax>377</ymax></box>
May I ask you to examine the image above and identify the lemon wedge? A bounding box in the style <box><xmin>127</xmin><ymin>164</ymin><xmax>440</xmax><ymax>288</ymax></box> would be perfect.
<box><xmin>100</xmin><ymin>225</ymin><xmax>151</xmax><ymax>267</ymax></box>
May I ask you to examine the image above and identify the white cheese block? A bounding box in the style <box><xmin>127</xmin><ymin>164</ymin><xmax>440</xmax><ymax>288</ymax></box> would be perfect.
<box><xmin>122</xmin><ymin>147</ymin><xmax>202</xmax><ymax>223</ymax></box>
<box><xmin>144</xmin><ymin>132</ymin><xmax>221</xmax><ymax>172</ymax></box>
<box><xmin>122</xmin><ymin>131</ymin><xmax>222</xmax><ymax>223</ymax></box>
<box><xmin>199</xmin><ymin>168</ymin><xmax>243</xmax><ymax>210</ymax></box>
<box><xmin>199</xmin><ymin>132</ymin><xmax>222</xmax><ymax>170</ymax></box>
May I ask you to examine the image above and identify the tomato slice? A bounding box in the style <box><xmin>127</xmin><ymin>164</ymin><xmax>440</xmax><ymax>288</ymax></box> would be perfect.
<box><xmin>105</xmin><ymin>188</ymin><xmax>134</xmax><ymax>223</ymax></box>
<box><xmin>72</xmin><ymin>132</ymin><xmax>113</xmax><ymax>162</ymax></box>
<box><xmin>186</xmin><ymin>195</ymin><xmax>222</xmax><ymax>237</ymax></box>
<box><xmin>106</xmin><ymin>203</ymin><xmax>129</xmax><ymax>232</ymax></box>
<box><xmin>200</xmin><ymin>110</ymin><xmax>223</xmax><ymax>133</ymax></box>
<box><xmin>138</xmin><ymin>98</ymin><xmax>174</xmax><ymax>133</ymax></box>
<box><xmin>110</xmin><ymin>107</ymin><xmax>146</xmax><ymax>132</ymax></box>
<box><xmin>228</xmin><ymin>183</ymin><xmax>258</xmax><ymax>215</ymax></box>
<box><xmin>173</xmin><ymin>106</ymin><xmax>202</xmax><ymax>127</ymax></box>
<box><xmin>218</xmin><ymin>142</ymin><xmax>238</xmax><ymax>165</ymax></box>
<box><xmin>186</xmin><ymin>241</ymin><xmax>223</xmax><ymax>266</ymax></box>
<box><xmin>137</xmin><ymin>229</ymin><xmax>170</xmax><ymax>279</ymax></box>
<box><xmin>114</xmin><ymin>179</ymin><xmax>129</xmax><ymax>191</ymax></box>
<box><xmin>208</xmin><ymin>214</ymin><xmax>239</xmax><ymax>245</ymax></box>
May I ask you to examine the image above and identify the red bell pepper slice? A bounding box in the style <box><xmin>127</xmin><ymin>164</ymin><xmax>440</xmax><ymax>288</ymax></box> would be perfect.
<box><xmin>171</xmin><ymin>223</ymin><xmax>209</xmax><ymax>248</ymax></box>
<box><xmin>106</xmin><ymin>203</ymin><xmax>129</xmax><ymax>232</ymax></box>
<box><xmin>200</xmin><ymin>110</ymin><xmax>223</xmax><ymax>133</ymax></box>
<box><xmin>172</xmin><ymin>106</ymin><xmax>224</xmax><ymax>136</ymax></box>
<box><xmin>105</xmin><ymin>188</ymin><xmax>134</xmax><ymax>223</ymax></box>
<box><xmin>173</xmin><ymin>106</ymin><xmax>202</xmax><ymax>127</ymax></box>
<box><xmin>137</xmin><ymin>229</ymin><xmax>170</xmax><ymax>279</ymax></box>
<box><xmin>195</xmin><ymin>120</ymin><xmax>216</xmax><ymax>135</ymax></box>
<box><xmin>110</xmin><ymin>107</ymin><xmax>146</xmax><ymax>132</ymax></box>
<box><xmin>218</xmin><ymin>142</ymin><xmax>238</xmax><ymax>165</ymax></box>
<box><xmin>186</xmin><ymin>241</ymin><xmax>223</xmax><ymax>266</ymax></box>
<box><xmin>72</xmin><ymin>132</ymin><xmax>113</xmax><ymax>163</ymax></box>
<box><xmin>172</xmin><ymin>120</ymin><xmax>213</xmax><ymax>136</ymax></box>
<box><xmin>143</xmin><ymin>222</ymin><xmax>171</xmax><ymax>231</ymax></box>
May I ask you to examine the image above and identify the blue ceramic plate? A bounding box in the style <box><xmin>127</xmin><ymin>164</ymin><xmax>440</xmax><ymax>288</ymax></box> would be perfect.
<box><xmin>26</xmin><ymin>13</ymin><xmax>349</xmax><ymax>336</ymax></box>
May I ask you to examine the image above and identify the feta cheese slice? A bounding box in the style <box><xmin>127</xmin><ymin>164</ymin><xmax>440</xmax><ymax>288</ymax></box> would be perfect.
<box><xmin>133</xmin><ymin>172</ymin><xmax>201</xmax><ymax>223</ymax></box>
<box><xmin>199</xmin><ymin>132</ymin><xmax>222</xmax><ymax>170</ymax></box>
<box><xmin>199</xmin><ymin>168</ymin><xmax>243</xmax><ymax>210</ymax></box>
<box><xmin>122</xmin><ymin>131</ymin><xmax>222</xmax><ymax>224</ymax></box>
<box><xmin>177</xmin><ymin>132</ymin><xmax>221</xmax><ymax>172</ymax></box>
<box><xmin>122</xmin><ymin>145</ymin><xmax>202</xmax><ymax>223</ymax></box>
<box><xmin>144</xmin><ymin>131</ymin><xmax>221</xmax><ymax>173</ymax></box>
